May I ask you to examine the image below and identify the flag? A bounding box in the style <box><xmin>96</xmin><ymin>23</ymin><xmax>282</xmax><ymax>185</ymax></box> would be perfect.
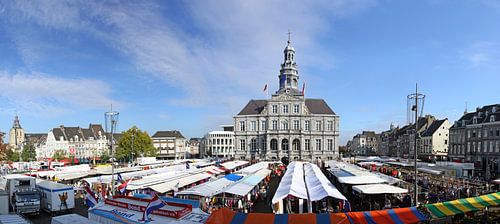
<box><xmin>117</xmin><ymin>173</ymin><xmax>124</xmax><ymax>183</ymax></box>
<box><xmin>302</xmin><ymin>82</ymin><xmax>306</xmax><ymax>96</ymax></box>
<box><xmin>342</xmin><ymin>200</ymin><xmax>351</xmax><ymax>212</ymax></box>
<box><xmin>140</xmin><ymin>194</ymin><xmax>167</xmax><ymax>221</ymax></box>
<box><xmin>118</xmin><ymin>179</ymin><xmax>131</xmax><ymax>194</ymax></box>
<box><xmin>84</xmin><ymin>185</ymin><xmax>98</xmax><ymax>208</ymax></box>
<box><xmin>263</xmin><ymin>84</ymin><xmax>267</xmax><ymax>92</ymax></box>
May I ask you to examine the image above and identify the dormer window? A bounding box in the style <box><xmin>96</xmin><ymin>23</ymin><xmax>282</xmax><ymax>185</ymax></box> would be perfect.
<box><xmin>493</xmin><ymin>107</ymin><xmax>498</xmax><ymax>113</ymax></box>
<box><xmin>473</xmin><ymin>116</ymin><xmax>477</xmax><ymax>124</ymax></box>
<box><xmin>491</xmin><ymin>116</ymin><xmax>496</xmax><ymax>122</ymax></box>
<box><xmin>462</xmin><ymin>120</ymin><xmax>466</xmax><ymax>126</ymax></box>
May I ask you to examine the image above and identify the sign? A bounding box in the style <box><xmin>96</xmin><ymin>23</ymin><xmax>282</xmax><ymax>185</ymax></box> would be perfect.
<box><xmin>69</xmin><ymin>147</ymin><xmax>76</xmax><ymax>155</ymax></box>
<box><xmin>105</xmin><ymin>196</ymin><xmax>192</xmax><ymax>219</ymax></box>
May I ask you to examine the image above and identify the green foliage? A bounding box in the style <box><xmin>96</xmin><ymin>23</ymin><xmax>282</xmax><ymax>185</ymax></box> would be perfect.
<box><xmin>21</xmin><ymin>144</ymin><xmax>36</xmax><ymax>162</ymax></box>
<box><xmin>6</xmin><ymin>149</ymin><xmax>20</xmax><ymax>162</ymax></box>
<box><xmin>52</xmin><ymin>149</ymin><xmax>67</xmax><ymax>161</ymax></box>
<box><xmin>116</xmin><ymin>126</ymin><xmax>156</xmax><ymax>162</ymax></box>
<box><xmin>100</xmin><ymin>151</ymin><xmax>110</xmax><ymax>164</ymax></box>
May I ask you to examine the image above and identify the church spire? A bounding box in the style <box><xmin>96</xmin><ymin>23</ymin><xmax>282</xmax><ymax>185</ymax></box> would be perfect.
<box><xmin>276</xmin><ymin>30</ymin><xmax>301</xmax><ymax>95</ymax></box>
<box><xmin>12</xmin><ymin>115</ymin><xmax>21</xmax><ymax>129</ymax></box>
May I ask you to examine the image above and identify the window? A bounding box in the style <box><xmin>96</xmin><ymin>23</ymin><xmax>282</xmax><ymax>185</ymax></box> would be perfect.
<box><xmin>305</xmin><ymin>121</ymin><xmax>310</xmax><ymax>131</ymax></box>
<box><xmin>305</xmin><ymin>139</ymin><xmax>310</xmax><ymax>151</ymax></box>
<box><xmin>240</xmin><ymin>139</ymin><xmax>246</xmax><ymax>150</ymax></box>
<box><xmin>250</xmin><ymin>138</ymin><xmax>257</xmax><ymax>152</ymax></box>
<box><xmin>327</xmin><ymin>121</ymin><xmax>333</xmax><ymax>131</ymax></box>
<box><xmin>272</xmin><ymin>120</ymin><xmax>278</xmax><ymax>130</ymax></box>
<box><xmin>250</xmin><ymin>121</ymin><xmax>256</xmax><ymax>131</ymax></box>
<box><xmin>444</xmin><ymin>140</ymin><xmax>448</xmax><ymax>145</ymax></box>
<box><xmin>261</xmin><ymin>120</ymin><xmax>267</xmax><ymax>130</ymax></box>
<box><xmin>239</xmin><ymin>121</ymin><xmax>246</xmax><ymax>131</ymax></box>
<box><xmin>283</xmin><ymin>105</ymin><xmax>289</xmax><ymax>113</ymax></box>
<box><xmin>294</xmin><ymin>104</ymin><xmax>300</xmax><ymax>113</ymax></box>
<box><xmin>261</xmin><ymin>138</ymin><xmax>267</xmax><ymax>151</ymax></box>
<box><xmin>270</xmin><ymin>139</ymin><xmax>278</xmax><ymax>151</ymax></box>
<box><xmin>316</xmin><ymin>121</ymin><xmax>322</xmax><ymax>131</ymax></box>
<box><xmin>282</xmin><ymin>121</ymin><xmax>289</xmax><ymax>130</ymax></box>
<box><xmin>497</xmin><ymin>130</ymin><xmax>500</xmax><ymax>136</ymax></box>
<box><xmin>293</xmin><ymin>120</ymin><xmax>300</xmax><ymax>130</ymax></box>
<box><xmin>316</xmin><ymin>139</ymin><xmax>322</xmax><ymax>151</ymax></box>
<box><xmin>327</xmin><ymin>139</ymin><xmax>333</xmax><ymax>151</ymax></box>
<box><xmin>272</xmin><ymin>105</ymin><xmax>278</xmax><ymax>114</ymax></box>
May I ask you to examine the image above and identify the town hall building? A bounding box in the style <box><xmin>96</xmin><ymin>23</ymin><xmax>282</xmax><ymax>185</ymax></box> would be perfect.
<box><xmin>234</xmin><ymin>37</ymin><xmax>339</xmax><ymax>162</ymax></box>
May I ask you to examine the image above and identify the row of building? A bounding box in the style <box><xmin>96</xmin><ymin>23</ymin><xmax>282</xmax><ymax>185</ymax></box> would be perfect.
<box><xmin>346</xmin><ymin>103</ymin><xmax>500</xmax><ymax>180</ymax></box>
<box><xmin>1</xmin><ymin>117</ymin><xmax>200</xmax><ymax>161</ymax></box>
<box><xmin>1</xmin><ymin>37</ymin><xmax>340</xmax><ymax>164</ymax></box>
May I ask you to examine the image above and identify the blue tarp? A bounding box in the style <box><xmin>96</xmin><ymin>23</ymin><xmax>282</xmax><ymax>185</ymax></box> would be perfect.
<box><xmin>224</xmin><ymin>173</ymin><xmax>243</xmax><ymax>181</ymax></box>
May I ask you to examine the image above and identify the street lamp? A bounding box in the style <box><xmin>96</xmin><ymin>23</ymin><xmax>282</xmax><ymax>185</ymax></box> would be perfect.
<box><xmin>407</xmin><ymin>83</ymin><xmax>425</xmax><ymax>206</ymax></box>
<box><xmin>105</xmin><ymin>107</ymin><xmax>119</xmax><ymax>197</ymax></box>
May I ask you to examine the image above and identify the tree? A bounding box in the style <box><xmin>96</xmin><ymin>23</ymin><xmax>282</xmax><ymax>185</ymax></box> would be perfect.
<box><xmin>6</xmin><ymin>149</ymin><xmax>20</xmax><ymax>162</ymax></box>
<box><xmin>21</xmin><ymin>144</ymin><xmax>36</xmax><ymax>162</ymax></box>
<box><xmin>53</xmin><ymin>150</ymin><xmax>67</xmax><ymax>161</ymax></box>
<box><xmin>116</xmin><ymin>126</ymin><xmax>156</xmax><ymax>162</ymax></box>
<box><xmin>100</xmin><ymin>151</ymin><xmax>110</xmax><ymax>164</ymax></box>
<box><xmin>0</xmin><ymin>143</ymin><xmax>7</xmax><ymax>161</ymax></box>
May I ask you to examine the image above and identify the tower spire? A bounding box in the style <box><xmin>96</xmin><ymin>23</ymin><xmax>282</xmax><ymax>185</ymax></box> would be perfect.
<box><xmin>287</xmin><ymin>29</ymin><xmax>291</xmax><ymax>45</ymax></box>
<box><xmin>275</xmin><ymin>31</ymin><xmax>301</xmax><ymax>96</ymax></box>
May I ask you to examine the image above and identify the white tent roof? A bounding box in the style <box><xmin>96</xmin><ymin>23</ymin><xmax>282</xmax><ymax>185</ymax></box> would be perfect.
<box><xmin>55</xmin><ymin>171</ymin><xmax>90</xmax><ymax>181</ymax></box>
<box><xmin>372</xmin><ymin>173</ymin><xmax>402</xmax><ymax>185</ymax></box>
<box><xmin>177</xmin><ymin>177</ymin><xmax>234</xmax><ymax>197</ymax></box>
<box><xmin>304</xmin><ymin>163</ymin><xmax>347</xmax><ymax>201</ymax></box>
<box><xmin>223</xmin><ymin>170</ymin><xmax>269</xmax><ymax>196</ymax></box>
<box><xmin>417</xmin><ymin>167</ymin><xmax>443</xmax><ymax>175</ymax></box>
<box><xmin>236</xmin><ymin>162</ymin><xmax>269</xmax><ymax>174</ymax></box>
<box><xmin>221</xmin><ymin>160</ymin><xmax>249</xmax><ymax>170</ymax></box>
<box><xmin>353</xmin><ymin>184</ymin><xmax>408</xmax><ymax>194</ymax></box>
<box><xmin>149</xmin><ymin>172</ymin><xmax>211</xmax><ymax>193</ymax></box>
<box><xmin>337</xmin><ymin>176</ymin><xmax>386</xmax><ymax>185</ymax></box>
<box><xmin>272</xmin><ymin>162</ymin><xmax>307</xmax><ymax>204</ymax></box>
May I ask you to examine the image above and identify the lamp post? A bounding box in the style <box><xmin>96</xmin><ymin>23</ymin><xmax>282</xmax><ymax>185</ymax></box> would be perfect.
<box><xmin>105</xmin><ymin>107</ymin><xmax>119</xmax><ymax>197</ymax></box>
<box><xmin>407</xmin><ymin>83</ymin><xmax>425</xmax><ymax>206</ymax></box>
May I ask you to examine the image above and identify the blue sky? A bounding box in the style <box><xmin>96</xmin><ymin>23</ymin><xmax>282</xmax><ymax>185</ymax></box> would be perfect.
<box><xmin>1</xmin><ymin>0</ymin><xmax>500</xmax><ymax>144</ymax></box>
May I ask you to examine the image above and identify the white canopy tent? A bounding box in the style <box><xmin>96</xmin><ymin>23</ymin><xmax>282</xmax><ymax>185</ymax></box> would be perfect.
<box><xmin>352</xmin><ymin>184</ymin><xmax>408</xmax><ymax>195</ymax></box>
<box><xmin>272</xmin><ymin>162</ymin><xmax>308</xmax><ymax>204</ymax></box>
<box><xmin>272</xmin><ymin>162</ymin><xmax>346</xmax><ymax>204</ymax></box>
<box><xmin>304</xmin><ymin>163</ymin><xmax>347</xmax><ymax>201</ymax></box>
<box><xmin>236</xmin><ymin>162</ymin><xmax>269</xmax><ymax>174</ymax></box>
<box><xmin>223</xmin><ymin>169</ymin><xmax>270</xmax><ymax>196</ymax></box>
<box><xmin>221</xmin><ymin>160</ymin><xmax>249</xmax><ymax>170</ymax></box>
<box><xmin>148</xmin><ymin>172</ymin><xmax>211</xmax><ymax>193</ymax></box>
<box><xmin>337</xmin><ymin>176</ymin><xmax>386</xmax><ymax>185</ymax></box>
<box><xmin>417</xmin><ymin>167</ymin><xmax>443</xmax><ymax>175</ymax></box>
<box><xmin>177</xmin><ymin>176</ymin><xmax>236</xmax><ymax>197</ymax></box>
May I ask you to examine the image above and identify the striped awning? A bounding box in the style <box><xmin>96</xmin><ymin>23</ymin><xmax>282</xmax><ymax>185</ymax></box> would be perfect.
<box><xmin>206</xmin><ymin>207</ymin><xmax>427</xmax><ymax>224</ymax></box>
<box><xmin>425</xmin><ymin>192</ymin><xmax>500</xmax><ymax>218</ymax></box>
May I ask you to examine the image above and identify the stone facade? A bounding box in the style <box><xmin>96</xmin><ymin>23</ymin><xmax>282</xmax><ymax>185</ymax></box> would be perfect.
<box><xmin>202</xmin><ymin>130</ymin><xmax>235</xmax><ymax>158</ymax></box>
<box><xmin>234</xmin><ymin>38</ymin><xmax>339</xmax><ymax>162</ymax></box>
<box><xmin>151</xmin><ymin>130</ymin><xmax>186</xmax><ymax>160</ymax></box>
<box><xmin>448</xmin><ymin>104</ymin><xmax>500</xmax><ymax>180</ymax></box>
<box><xmin>8</xmin><ymin>116</ymin><xmax>25</xmax><ymax>151</ymax></box>
<box><xmin>35</xmin><ymin>124</ymin><xmax>112</xmax><ymax>161</ymax></box>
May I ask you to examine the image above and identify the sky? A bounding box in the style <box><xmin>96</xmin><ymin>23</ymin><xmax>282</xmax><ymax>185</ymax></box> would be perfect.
<box><xmin>1</xmin><ymin>0</ymin><xmax>500</xmax><ymax>145</ymax></box>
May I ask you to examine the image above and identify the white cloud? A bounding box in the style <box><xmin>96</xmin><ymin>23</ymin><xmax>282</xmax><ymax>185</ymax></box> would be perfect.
<box><xmin>0</xmin><ymin>71</ymin><xmax>121</xmax><ymax>116</ymax></box>
<box><xmin>461</xmin><ymin>41</ymin><xmax>499</xmax><ymax>67</ymax></box>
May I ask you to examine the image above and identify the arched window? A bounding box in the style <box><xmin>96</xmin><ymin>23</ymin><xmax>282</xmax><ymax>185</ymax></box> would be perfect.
<box><xmin>282</xmin><ymin>139</ymin><xmax>289</xmax><ymax>151</ymax></box>
<box><xmin>292</xmin><ymin>139</ymin><xmax>300</xmax><ymax>151</ymax></box>
<box><xmin>270</xmin><ymin>139</ymin><xmax>278</xmax><ymax>151</ymax></box>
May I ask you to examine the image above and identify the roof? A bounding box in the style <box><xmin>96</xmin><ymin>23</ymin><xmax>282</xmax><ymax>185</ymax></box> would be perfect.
<box><xmin>237</xmin><ymin>98</ymin><xmax>336</xmax><ymax>115</ymax></box>
<box><xmin>152</xmin><ymin>130</ymin><xmax>185</xmax><ymax>139</ymax></box>
<box><xmin>305</xmin><ymin>99</ymin><xmax>336</xmax><ymax>114</ymax></box>
<box><xmin>421</xmin><ymin>119</ymin><xmax>447</xmax><ymax>137</ymax></box>
<box><xmin>237</xmin><ymin>100</ymin><xmax>267</xmax><ymax>115</ymax></box>
<box><xmin>352</xmin><ymin>184</ymin><xmax>408</xmax><ymax>194</ymax></box>
<box><xmin>36</xmin><ymin>180</ymin><xmax>73</xmax><ymax>191</ymax></box>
